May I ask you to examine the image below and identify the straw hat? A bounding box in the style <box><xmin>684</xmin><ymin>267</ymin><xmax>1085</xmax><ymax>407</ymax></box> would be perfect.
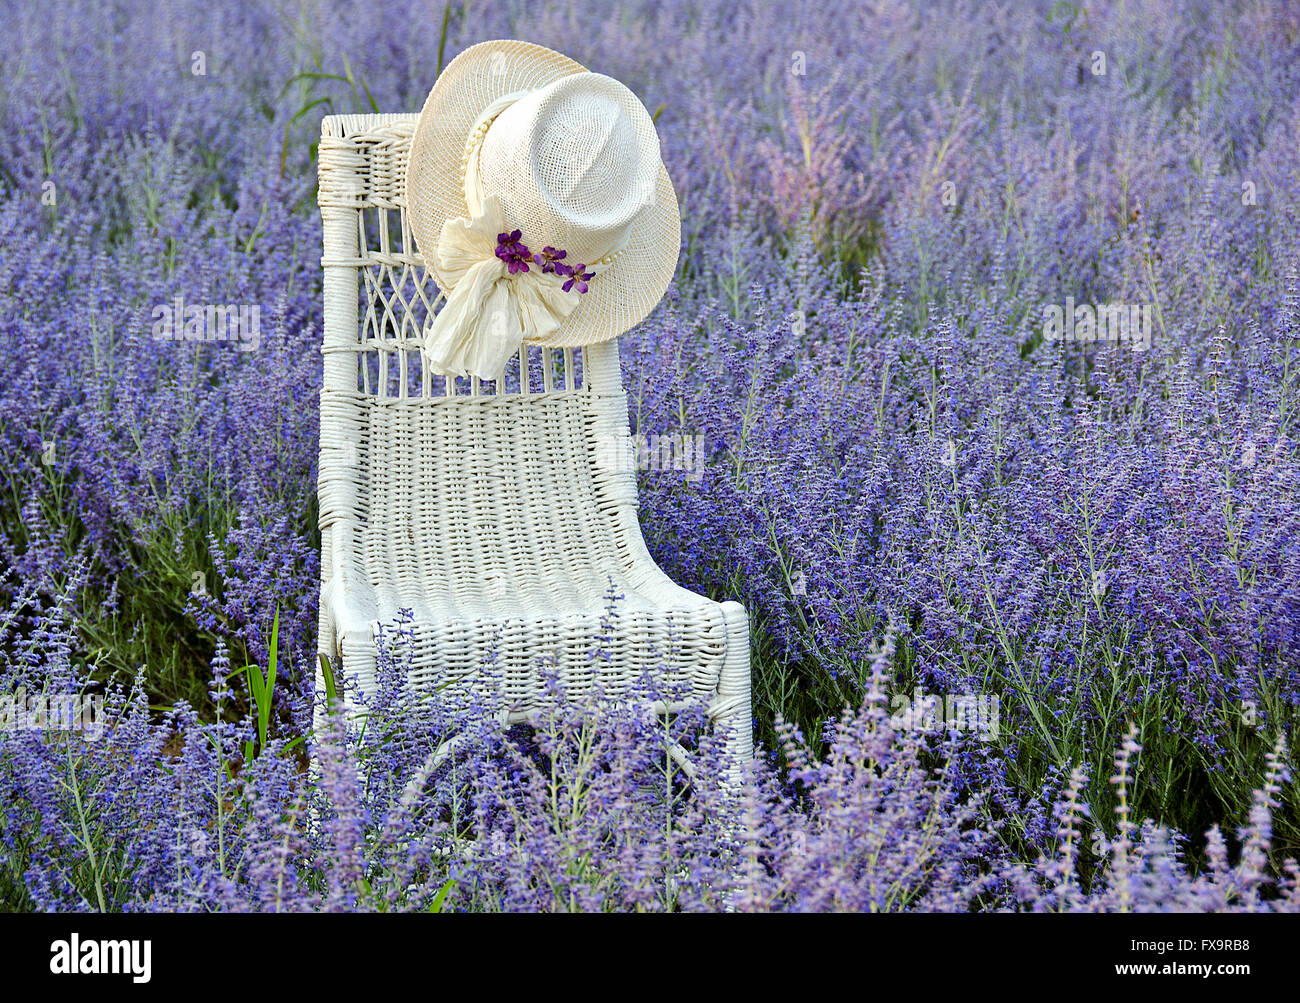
<box><xmin>405</xmin><ymin>39</ymin><xmax>681</xmax><ymax>379</ymax></box>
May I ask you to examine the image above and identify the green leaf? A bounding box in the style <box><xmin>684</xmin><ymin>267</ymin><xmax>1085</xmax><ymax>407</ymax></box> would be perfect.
<box><xmin>318</xmin><ymin>652</ymin><xmax>338</xmax><ymax>704</ymax></box>
<box><xmin>435</xmin><ymin>2</ymin><xmax>453</xmax><ymax>78</ymax></box>
<box><xmin>276</xmin><ymin>71</ymin><xmax>350</xmax><ymax>102</ymax></box>
<box><xmin>428</xmin><ymin>878</ymin><xmax>456</xmax><ymax>912</ymax></box>
<box><xmin>238</xmin><ymin>607</ymin><xmax>281</xmax><ymax>761</ymax></box>
<box><xmin>359</xmin><ymin>76</ymin><xmax>379</xmax><ymax>114</ymax></box>
<box><xmin>288</xmin><ymin>96</ymin><xmax>333</xmax><ymax>127</ymax></box>
<box><xmin>246</xmin><ymin>662</ymin><xmax>264</xmax><ymax>706</ymax></box>
<box><xmin>267</xmin><ymin>607</ymin><xmax>279</xmax><ymax>702</ymax></box>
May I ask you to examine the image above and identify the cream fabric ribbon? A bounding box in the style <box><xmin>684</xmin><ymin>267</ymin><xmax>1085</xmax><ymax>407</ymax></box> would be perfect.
<box><xmin>422</xmin><ymin>193</ymin><xmax>584</xmax><ymax>379</ymax></box>
<box><xmin>421</xmin><ymin>94</ymin><xmax>630</xmax><ymax>380</ymax></box>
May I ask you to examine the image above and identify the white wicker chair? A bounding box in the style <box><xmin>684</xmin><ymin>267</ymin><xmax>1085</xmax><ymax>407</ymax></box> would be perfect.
<box><xmin>315</xmin><ymin>113</ymin><xmax>753</xmax><ymax>774</ymax></box>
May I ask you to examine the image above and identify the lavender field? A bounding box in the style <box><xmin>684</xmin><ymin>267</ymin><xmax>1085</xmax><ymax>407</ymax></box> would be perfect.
<box><xmin>1</xmin><ymin>0</ymin><xmax>1298</xmax><ymax>912</ymax></box>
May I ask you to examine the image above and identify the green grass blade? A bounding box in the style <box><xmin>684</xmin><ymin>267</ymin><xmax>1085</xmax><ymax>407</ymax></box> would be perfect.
<box><xmin>259</xmin><ymin>607</ymin><xmax>279</xmax><ymax>751</ymax></box>
<box><xmin>435</xmin><ymin>2</ymin><xmax>452</xmax><ymax>78</ymax></box>
<box><xmin>428</xmin><ymin>878</ymin><xmax>456</xmax><ymax>912</ymax></box>
<box><xmin>318</xmin><ymin>653</ymin><xmax>338</xmax><ymax>704</ymax></box>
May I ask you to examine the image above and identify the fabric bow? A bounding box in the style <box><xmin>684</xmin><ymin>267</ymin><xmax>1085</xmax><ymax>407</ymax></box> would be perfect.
<box><xmin>422</xmin><ymin>194</ymin><xmax>581</xmax><ymax>380</ymax></box>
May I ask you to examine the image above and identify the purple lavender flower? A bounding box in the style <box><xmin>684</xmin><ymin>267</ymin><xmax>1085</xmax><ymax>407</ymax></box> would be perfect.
<box><xmin>1</xmin><ymin>0</ymin><xmax>1299</xmax><ymax>915</ymax></box>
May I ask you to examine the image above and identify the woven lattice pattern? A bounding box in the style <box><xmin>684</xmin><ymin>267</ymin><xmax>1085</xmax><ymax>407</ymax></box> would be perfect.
<box><xmin>316</xmin><ymin>113</ymin><xmax>751</xmax><ymax>757</ymax></box>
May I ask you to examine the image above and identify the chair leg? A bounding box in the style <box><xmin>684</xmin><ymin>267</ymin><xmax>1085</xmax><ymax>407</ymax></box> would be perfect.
<box><xmin>711</xmin><ymin>603</ymin><xmax>755</xmax><ymax>912</ymax></box>
<box><xmin>307</xmin><ymin>646</ymin><xmax>351</xmax><ymax>839</ymax></box>
<box><xmin>308</xmin><ymin>629</ymin><xmax>372</xmax><ymax>834</ymax></box>
<box><xmin>337</xmin><ymin>630</ymin><xmax>378</xmax><ymax>718</ymax></box>
<box><xmin>666</xmin><ymin>739</ymin><xmax>698</xmax><ymax>782</ymax></box>
<box><xmin>309</xmin><ymin>592</ymin><xmax>337</xmax><ymax>803</ymax></box>
<box><xmin>399</xmin><ymin>733</ymin><xmax>469</xmax><ymax>810</ymax></box>
<box><xmin>715</xmin><ymin>600</ymin><xmax>754</xmax><ymax>782</ymax></box>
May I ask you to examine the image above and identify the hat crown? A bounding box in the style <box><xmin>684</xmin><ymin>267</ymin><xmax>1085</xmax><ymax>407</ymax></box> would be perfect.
<box><xmin>478</xmin><ymin>73</ymin><xmax>661</xmax><ymax>265</ymax></box>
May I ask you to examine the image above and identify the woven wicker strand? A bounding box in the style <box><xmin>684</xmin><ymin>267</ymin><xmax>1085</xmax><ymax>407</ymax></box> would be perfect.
<box><xmin>315</xmin><ymin>113</ymin><xmax>753</xmax><ymax>779</ymax></box>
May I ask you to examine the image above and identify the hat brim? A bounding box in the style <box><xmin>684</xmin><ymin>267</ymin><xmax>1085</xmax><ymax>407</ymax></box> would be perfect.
<box><xmin>406</xmin><ymin>39</ymin><xmax>681</xmax><ymax>348</ymax></box>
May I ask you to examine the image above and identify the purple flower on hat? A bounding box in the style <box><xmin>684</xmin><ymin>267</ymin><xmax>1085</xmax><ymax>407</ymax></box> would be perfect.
<box><xmin>562</xmin><ymin>264</ymin><xmax>595</xmax><ymax>294</ymax></box>
<box><xmin>495</xmin><ymin>229</ymin><xmax>531</xmax><ymax>274</ymax></box>
<box><xmin>533</xmin><ymin>246</ymin><xmax>568</xmax><ymax>274</ymax></box>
